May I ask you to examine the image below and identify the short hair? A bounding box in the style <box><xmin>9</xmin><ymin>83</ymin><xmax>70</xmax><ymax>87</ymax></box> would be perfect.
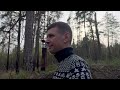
<box><xmin>47</xmin><ymin>22</ymin><xmax>72</xmax><ymax>44</ymax></box>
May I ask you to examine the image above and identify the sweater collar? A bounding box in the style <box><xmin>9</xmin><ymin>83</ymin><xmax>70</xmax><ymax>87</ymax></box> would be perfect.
<box><xmin>54</xmin><ymin>47</ymin><xmax>74</xmax><ymax>63</ymax></box>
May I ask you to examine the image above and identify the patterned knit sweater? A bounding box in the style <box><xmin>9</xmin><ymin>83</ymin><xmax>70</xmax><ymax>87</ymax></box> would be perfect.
<box><xmin>52</xmin><ymin>47</ymin><xmax>92</xmax><ymax>79</ymax></box>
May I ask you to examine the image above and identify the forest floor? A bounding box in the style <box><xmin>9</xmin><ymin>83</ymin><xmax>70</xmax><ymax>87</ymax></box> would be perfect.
<box><xmin>91</xmin><ymin>65</ymin><xmax>120</xmax><ymax>79</ymax></box>
<box><xmin>89</xmin><ymin>59</ymin><xmax>120</xmax><ymax>79</ymax></box>
<box><xmin>0</xmin><ymin>60</ymin><xmax>120</xmax><ymax>79</ymax></box>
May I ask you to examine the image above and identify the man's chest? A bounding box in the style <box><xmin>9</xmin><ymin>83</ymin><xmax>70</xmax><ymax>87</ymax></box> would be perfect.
<box><xmin>52</xmin><ymin>71</ymin><xmax>73</xmax><ymax>79</ymax></box>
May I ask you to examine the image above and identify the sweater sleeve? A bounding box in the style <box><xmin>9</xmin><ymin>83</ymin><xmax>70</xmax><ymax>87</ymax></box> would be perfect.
<box><xmin>66</xmin><ymin>60</ymin><xmax>92</xmax><ymax>79</ymax></box>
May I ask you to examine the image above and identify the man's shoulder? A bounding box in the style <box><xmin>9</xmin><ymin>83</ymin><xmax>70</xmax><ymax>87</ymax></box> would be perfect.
<box><xmin>69</xmin><ymin>54</ymin><xmax>86</xmax><ymax>62</ymax></box>
<box><xmin>58</xmin><ymin>54</ymin><xmax>88</xmax><ymax>70</ymax></box>
<box><xmin>68</xmin><ymin>54</ymin><xmax>89</xmax><ymax>68</ymax></box>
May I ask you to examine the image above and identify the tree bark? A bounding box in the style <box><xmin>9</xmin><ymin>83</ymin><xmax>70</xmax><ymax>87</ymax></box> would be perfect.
<box><xmin>23</xmin><ymin>11</ymin><xmax>34</xmax><ymax>72</ymax></box>
<box><xmin>16</xmin><ymin>11</ymin><xmax>21</xmax><ymax>73</ymax></box>
<box><xmin>33</xmin><ymin>11</ymin><xmax>41</xmax><ymax>71</ymax></box>
<box><xmin>6</xmin><ymin>30</ymin><xmax>10</xmax><ymax>71</ymax></box>
<box><xmin>94</xmin><ymin>12</ymin><xmax>101</xmax><ymax>60</ymax></box>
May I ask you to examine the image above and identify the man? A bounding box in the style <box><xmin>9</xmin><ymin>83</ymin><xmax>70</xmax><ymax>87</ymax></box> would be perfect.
<box><xmin>46</xmin><ymin>22</ymin><xmax>92</xmax><ymax>79</ymax></box>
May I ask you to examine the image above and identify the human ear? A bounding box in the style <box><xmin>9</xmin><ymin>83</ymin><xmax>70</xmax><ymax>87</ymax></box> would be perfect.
<box><xmin>63</xmin><ymin>32</ymin><xmax>69</xmax><ymax>43</ymax></box>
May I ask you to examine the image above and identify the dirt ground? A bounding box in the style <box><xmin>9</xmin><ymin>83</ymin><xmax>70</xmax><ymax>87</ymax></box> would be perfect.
<box><xmin>90</xmin><ymin>65</ymin><xmax>120</xmax><ymax>79</ymax></box>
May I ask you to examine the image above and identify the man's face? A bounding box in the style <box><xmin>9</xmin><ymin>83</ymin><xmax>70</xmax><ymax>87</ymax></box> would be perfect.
<box><xmin>46</xmin><ymin>27</ymin><xmax>65</xmax><ymax>54</ymax></box>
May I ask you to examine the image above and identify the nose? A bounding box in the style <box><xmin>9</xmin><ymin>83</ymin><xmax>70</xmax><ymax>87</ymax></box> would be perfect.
<box><xmin>45</xmin><ymin>38</ymin><xmax>50</xmax><ymax>45</ymax></box>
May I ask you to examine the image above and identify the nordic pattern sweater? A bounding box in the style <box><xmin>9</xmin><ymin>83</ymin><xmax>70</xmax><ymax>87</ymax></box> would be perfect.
<box><xmin>52</xmin><ymin>47</ymin><xmax>92</xmax><ymax>79</ymax></box>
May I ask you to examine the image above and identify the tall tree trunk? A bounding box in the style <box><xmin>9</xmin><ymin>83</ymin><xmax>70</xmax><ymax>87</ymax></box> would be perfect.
<box><xmin>6</xmin><ymin>30</ymin><xmax>10</xmax><ymax>71</ymax></box>
<box><xmin>83</xmin><ymin>12</ymin><xmax>89</xmax><ymax>58</ymax></box>
<box><xmin>41</xmin><ymin>12</ymin><xmax>47</xmax><ymax>71</ymax></box>
<box><xmin>6</xmin><ymin>12</ymin><xmax>12</xmax><ymax>71</ymax></box>
<box><xmin>107</xmin><ymin>28</ymin><xmax>111</xmax><ymax>59</ymax></box>
<box><xmin>23</xmin><ymin>11</ymin><xmax>34</xmax><ymax>72</ymax></box>
<box><xmin>33</xmin><ymin>11</ymin><xmax>41</xmax><ymax>71</ymax></box>
<box><xmin>90</xmin><ymin>20</ymin><xmax>97</xmax><ymax>63</ymax></box>
<box><xmin>111</xmin><ymin>32</ymin><xmax>113</xmax><ymax>46</ymax></box>
<box><xmin>16</xmin><ymin>11</ymin><xmax>21</xmax><ymax>73</ymax></box>
<box><xmin>94</xmin><ymin>12</ymin><xmax>101</xmax><ymax>60</ymax></box>
<box><xmin>85</xmin><ymin>33</ymin><xmax>89</xmax><ymax>58</ymax></box>
<box><xmin>83</xmin><ymin>12</ymin><xmax>86</xmax><ymax>36</ymax></box>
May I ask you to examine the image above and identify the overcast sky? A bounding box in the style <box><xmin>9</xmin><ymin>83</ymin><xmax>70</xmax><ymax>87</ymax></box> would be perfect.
<box><xmin>59</xmin><ymin>11</ymin><xmax>120</xmax><ymax>22</ymax></box>
<box><xmin>58</xmin><ymin>11</ymin><xmax>120</xmax><ymax>46</ymax></box>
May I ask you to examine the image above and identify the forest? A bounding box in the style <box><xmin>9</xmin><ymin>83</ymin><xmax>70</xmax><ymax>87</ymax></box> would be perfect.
<box><xmin>0</xmin><ymin>11</ymin><xmax>120</xmax><ymax>79</ymax></box>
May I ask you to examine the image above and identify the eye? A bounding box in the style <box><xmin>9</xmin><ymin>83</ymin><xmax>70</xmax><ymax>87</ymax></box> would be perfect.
<box><xmin>47</xmin><ymin>34</ymin><xmax>55</xmax><ymax>38</ymax></box>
